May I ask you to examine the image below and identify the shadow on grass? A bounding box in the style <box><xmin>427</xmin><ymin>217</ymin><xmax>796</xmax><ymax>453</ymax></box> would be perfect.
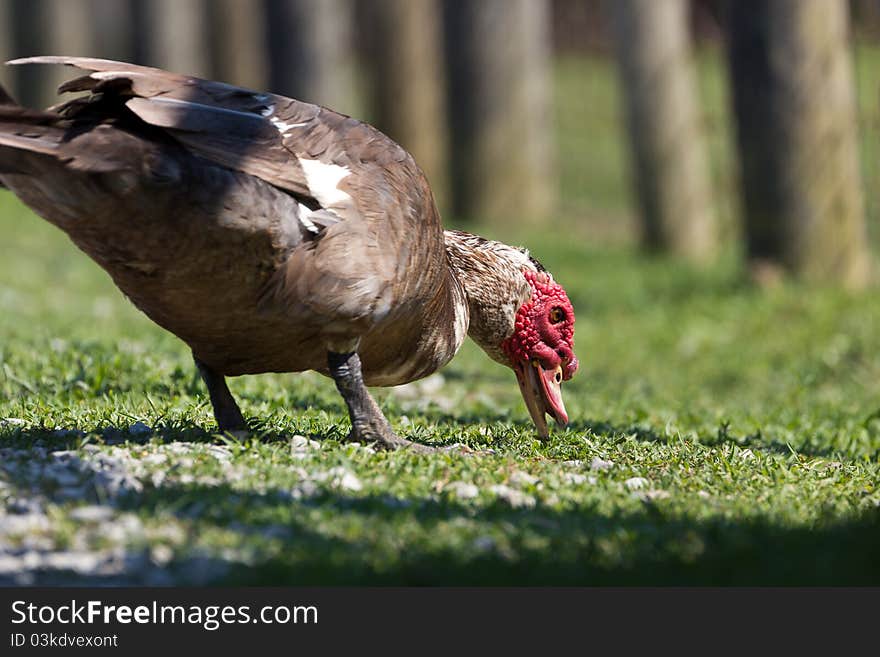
<box><xmin>119</xmin><ymin>481</ymin><xmax>880</xmax><ymax>586</ymax></box>
<box><xmin>0</xmin><ymin>410</ymin><xmax>863</xmax><ymax>458</ymax></box>
<box><xmin>0</xmin><ymin>421</ymin><xmax>280</xmax><ymax>449</ymax></box>
<box><xmin>0</xmin><ymin>413</ymin><xmax>485</xmax><ymax>450</ymax></box>
<box><xmin>2</xmin><ymin>422</ymin><xmax>879</xmax><ymax>585</ymax></box>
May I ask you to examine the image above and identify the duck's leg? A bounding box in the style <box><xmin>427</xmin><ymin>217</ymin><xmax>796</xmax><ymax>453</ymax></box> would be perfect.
<box><xmin>328</xmin><ymin>351</ymin><xmax>432</xmax><ymax>452</ymax></box>
<box><xmin>194</xmin><ymin>355</ymin><xmax>248</xmax><ymax>434</ymax></box>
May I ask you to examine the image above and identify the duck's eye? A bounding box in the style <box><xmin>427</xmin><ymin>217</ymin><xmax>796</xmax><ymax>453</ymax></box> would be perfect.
<box><xmin>549</xmin><ymin>307</ymin><xmax>565</xmax><ymax>324</ymax></box>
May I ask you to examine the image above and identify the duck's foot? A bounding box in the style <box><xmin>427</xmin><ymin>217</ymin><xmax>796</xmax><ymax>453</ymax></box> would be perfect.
<box><xmin>346</xmin><ymin>424</ymin><xmax>436</xmax><ymax>453</ymax></box>
<box><xmin>329</xmin><ymin>350</ymin><xmax>436</xmax><ymax>453</ymax></box>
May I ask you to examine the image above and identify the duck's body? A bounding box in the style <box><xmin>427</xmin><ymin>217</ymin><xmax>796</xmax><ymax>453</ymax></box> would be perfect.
<box><xmin>1</xmin><ymin>57</ymin><xmax>466</xmax><ymax>383</ymax></box>
<box><xmin>0</xmin><ymin>57</ymin><xmax>577</xmax><ymax>449</ymax></box>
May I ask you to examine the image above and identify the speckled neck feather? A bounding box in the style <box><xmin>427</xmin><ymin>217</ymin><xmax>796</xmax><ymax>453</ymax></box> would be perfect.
<box><xmin>443</xmin><ymin>230</ymin><xmax>539</xmax><ymax>365</ymax></box>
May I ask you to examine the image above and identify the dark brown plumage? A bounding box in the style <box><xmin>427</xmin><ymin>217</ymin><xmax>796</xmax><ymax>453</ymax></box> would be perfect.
<box><xmin>0</xmin><ymin>57</ymin><xmax>578</xmax><ymax>449</ymax></box>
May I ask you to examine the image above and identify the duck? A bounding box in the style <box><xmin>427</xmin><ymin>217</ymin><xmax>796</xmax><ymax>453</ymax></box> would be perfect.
<box><xmin>0</xmin><ymin>57</ymin><xmax>578</xmax><ymax>451</ymax></box>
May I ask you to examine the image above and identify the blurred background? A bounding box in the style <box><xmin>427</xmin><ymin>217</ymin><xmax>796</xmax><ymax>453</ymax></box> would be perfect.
<box><xmin>0</xmin><ymin>0</ymin><xmax>878</xmax><ymax>283</ymax></box>
<box><xmin>3</xmin><ymin>2</ymin><xmax>880</xmax><ymax>586</ymax></box>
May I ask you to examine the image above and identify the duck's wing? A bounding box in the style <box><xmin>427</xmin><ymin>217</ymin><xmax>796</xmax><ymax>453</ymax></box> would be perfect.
<box><xmin>8</xmin><ymin>57</ymin><xmax>442</xmax><ymax>336</ymax></box>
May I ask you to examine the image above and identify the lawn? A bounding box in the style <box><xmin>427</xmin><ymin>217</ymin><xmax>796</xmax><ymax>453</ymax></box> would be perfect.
<box><xmin>1</xmin><ymin>49</ymin><xmax>879</xmax><ymax>585</ymax></box>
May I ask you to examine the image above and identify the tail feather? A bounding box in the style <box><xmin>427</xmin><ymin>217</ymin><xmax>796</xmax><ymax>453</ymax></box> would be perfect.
<box><xmin>0</xmin><ymin>129</ymin><xmax>60</xmax><ymax>159</ymax></box>
<box><xmin>0</xmin><ymin>85</ymin><xmax>62</xmax><ymax>178</ymax></box>
<box><xmin>0</xmin><ymin>83</ymin><xmax>23</xmax><ymax>186</ymax></box>
<box><xmin>0</xmin><ymin>85</ymin><xmax>68</xmax><ymax>194</ymax></box>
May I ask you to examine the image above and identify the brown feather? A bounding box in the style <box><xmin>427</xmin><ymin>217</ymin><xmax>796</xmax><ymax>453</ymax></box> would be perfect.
<box><xmin>0</xmin><ymin>59</ymin><xmax>551</xmax><ymax>399</ymax></box>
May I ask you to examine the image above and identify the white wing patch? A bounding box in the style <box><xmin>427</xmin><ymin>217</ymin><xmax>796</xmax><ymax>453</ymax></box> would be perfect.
<box><xmin>297</xmin><ymin>203</ymin><xmax>320</xmax><ymax>234</ymax></box>
<box><xmin>270</xmin><ymin>117</ymin><xmax>308</xmax><ymax>134</ymax></box>
<box><xmin>298</xmin><ymin>158</ymin><xmax>353</xmax><ymax>207</ymax></box>
<box><xmin>260</xmin><ymin>103</ymin><xmax>308</xmax><ymax>134</ymax></box>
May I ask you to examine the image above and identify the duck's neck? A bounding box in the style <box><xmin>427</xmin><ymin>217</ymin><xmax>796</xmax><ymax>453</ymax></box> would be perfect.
<box><xmin>443</xmin><ymin>230</ymin><xmax>535</xmax><ymax>366</ymax></box>
<box><xmin>365</xmin><ymin>230</ymin><xmax>533</xmax><ymax>386</ymax></box>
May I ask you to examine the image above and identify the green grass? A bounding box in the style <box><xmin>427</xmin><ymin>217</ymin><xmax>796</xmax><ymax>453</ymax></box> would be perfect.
<box><xmin>2</xmin><ymin>193</ymin><xmax>878</xmax><ymax>585</ymax></box>
<box><xmin>1</xmin><ymin>49</ymin><xmax>880</xmax><ymax>585</ymax></box>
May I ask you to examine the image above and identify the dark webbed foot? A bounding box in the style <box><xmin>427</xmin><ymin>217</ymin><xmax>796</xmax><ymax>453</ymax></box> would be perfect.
<box><xmin>194</xmin><ymin>354</ymin><xmax>248</xmax><ymax>435</ymax></box>
<box><xmin>328</xmin><ymin>351</ymin><xmax>435</xmax><ymax>453</ymax></box>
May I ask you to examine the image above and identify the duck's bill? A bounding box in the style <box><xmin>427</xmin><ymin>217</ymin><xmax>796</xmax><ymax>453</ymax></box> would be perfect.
<box><xmin>514</xmin><ymin>361</ymin><xmax>569</xmax><ymax>439</ymax></box>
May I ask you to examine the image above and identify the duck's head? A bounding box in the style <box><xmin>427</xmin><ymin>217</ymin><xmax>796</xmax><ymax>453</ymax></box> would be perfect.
<box><xmin>444</xmin><ymin>230</ymin><xmax>579</xmax><ymax>438</ymax></box>
<box><xmin>501</xmin><ymin>268</ymin><xmax>578</xmax><ymax>438</ymax></box>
